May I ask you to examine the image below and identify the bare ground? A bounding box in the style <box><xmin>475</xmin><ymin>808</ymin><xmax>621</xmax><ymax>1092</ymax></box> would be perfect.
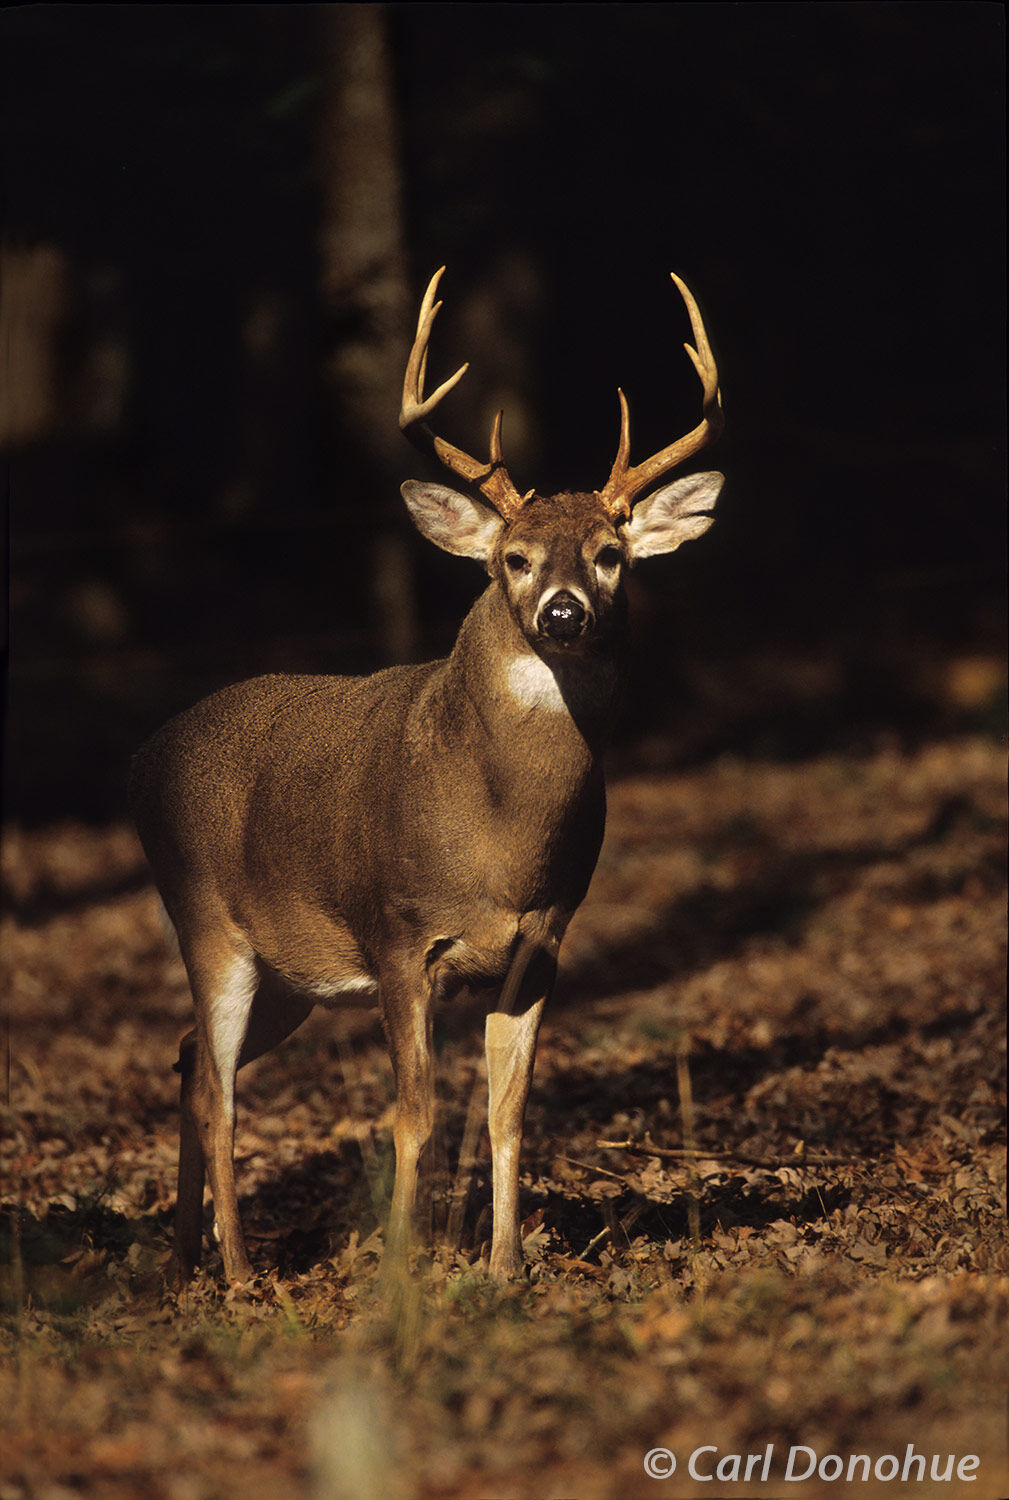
<box><xmin>1</xmin><ymin>733</ymin><xmax>1006</xmax><ymax>1499</ymax></box>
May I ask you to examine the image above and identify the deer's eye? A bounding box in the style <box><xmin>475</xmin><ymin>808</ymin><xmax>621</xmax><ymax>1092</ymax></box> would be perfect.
<box><xmin>595</xmin><ymin>546</ymin><xmax>622</xmax><ymax>572</ymax></box>
<box><xmin>505</xmin><ymin>552</ymin><xmax>530</xmax><ymax>575</ymax></box>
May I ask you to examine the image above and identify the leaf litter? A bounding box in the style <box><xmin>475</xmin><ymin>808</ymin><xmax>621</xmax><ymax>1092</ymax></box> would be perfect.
<box><xmin>1</xmin><ymin>735</ymin><xmax>1006</xmax><ymax>1497</ymax></box>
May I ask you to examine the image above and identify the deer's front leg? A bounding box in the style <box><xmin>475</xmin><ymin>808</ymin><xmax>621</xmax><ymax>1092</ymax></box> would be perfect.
<box><xmin>382</xmin><ymin>959</ymin><xmax>436</xmax><ymax>1269</ymax></box>
<box><xmin>485</xmin><ymin>999</ymin><xmax>545</xmax><ymax>1277</ymax></box>
<box><xmin>485</xmin><ymin>938</ymin><xmax>555</xmax><ymax>1277</ymax></box>
<box><xmin>172</xmin><ymin>1027</ymin><xmax>206</xmax><ymax>1287</ymax></box>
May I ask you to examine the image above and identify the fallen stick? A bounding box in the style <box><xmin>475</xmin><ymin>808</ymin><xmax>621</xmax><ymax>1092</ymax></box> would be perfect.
<box><xmin>596</xmin><ymin>1137</ymin><xmax>863</xmax><ymax>1170</ymax></box>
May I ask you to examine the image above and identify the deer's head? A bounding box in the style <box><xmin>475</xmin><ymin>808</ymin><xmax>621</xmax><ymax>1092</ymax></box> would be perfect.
<box><xmin>400</xmin><ymin>269</ymin><xmax>725</xmax><ymax>658</ymax></box>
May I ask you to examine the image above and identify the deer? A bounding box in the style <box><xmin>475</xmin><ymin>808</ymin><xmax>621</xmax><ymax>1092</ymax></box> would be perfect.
<box><xmin>129</xmin><ymin>267</ymin><xmax>724</xmax><ymax>1287</ymax></box>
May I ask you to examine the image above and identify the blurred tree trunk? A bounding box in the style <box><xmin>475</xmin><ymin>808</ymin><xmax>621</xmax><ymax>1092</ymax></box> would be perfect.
<box><xmin>0</xmin><ymin>246</ymin><xmax>67</xmax><ymax>448</ymax></box>
<box><xmin>317</xmin><ymin>3</ymin><xmax>417</xmax><ymax>663</ymax></box>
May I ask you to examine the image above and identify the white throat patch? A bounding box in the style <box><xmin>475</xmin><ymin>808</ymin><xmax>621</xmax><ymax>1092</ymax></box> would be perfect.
<box><xmin>505</xmin><ymin>654</ymin><xmax>567</xmax><ymax>713</ymax></box>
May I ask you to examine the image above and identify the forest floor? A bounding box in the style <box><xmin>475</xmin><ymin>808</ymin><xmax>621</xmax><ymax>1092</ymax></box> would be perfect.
<box><xmin>1</xmin><ymin>728</ymin><xmax>1006</xmax><ymax>1499</ymax></box>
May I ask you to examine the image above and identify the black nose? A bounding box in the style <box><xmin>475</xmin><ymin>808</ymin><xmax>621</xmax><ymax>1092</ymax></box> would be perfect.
<box><xmin>540</xmin><ymin>591</ymin><xmax>587</xmax><ymax>642</ymax></box>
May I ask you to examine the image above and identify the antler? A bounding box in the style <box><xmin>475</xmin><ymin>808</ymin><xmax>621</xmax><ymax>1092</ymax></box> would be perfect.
<box><xmin>597</xmin><ymin>272</ymin><xmax>723</xmax><ymax>521</ymax></box>
<box><xmin>400</xmin><ymin>268</ymin><xmax>528</xmax><ymax>520</ymax></box>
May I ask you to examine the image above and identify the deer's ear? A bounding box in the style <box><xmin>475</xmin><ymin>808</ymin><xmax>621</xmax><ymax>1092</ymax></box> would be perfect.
<box><xmin>401</xmin><ymin>481</ymin><xmax>504</xmax><ymax>562</ymax></box>
<box><xmin>624</xmin><ymin>472</ymin><xmax>724</xmax><ymax>561</ymax></box>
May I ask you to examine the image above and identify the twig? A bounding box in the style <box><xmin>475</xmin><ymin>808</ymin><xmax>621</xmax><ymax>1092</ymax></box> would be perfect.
<box><xmin>676</xmin><ymin>1049</ymin><xmax>701</xmax><ymax>1244</ymax></box>
<box><xmin>558</xmin><ymin>1155</ymin><xmax>627</xmax><ymax>1182</ymax></box>
<box><xmin>446</xmin><ymin>1062</ymin><xmax>488</xmax><ymax>1251</ymax></box>
<box><xmin>579</xmin><ymin>1226</ymin><xmax>612</xmax><ymax>1261</ymax></box>
<box><xmin>596</xmin><ymin>1137</ymin><xmax>863</xmax><ymax>1170</ymax></box>
<box><xmin>335</xmin><ymin>1028</ymin><xmax>384</xmax><ymax>1215</ymax></box>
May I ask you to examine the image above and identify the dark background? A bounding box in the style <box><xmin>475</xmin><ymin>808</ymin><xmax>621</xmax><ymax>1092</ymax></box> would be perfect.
<box><xmin>2</xmin><ymin>3</ymin><xmax>1005</xmax><ymax>823</ymax></box>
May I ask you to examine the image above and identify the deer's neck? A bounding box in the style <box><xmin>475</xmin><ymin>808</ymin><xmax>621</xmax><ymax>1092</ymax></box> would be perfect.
<box><xmin>431</xmin><ymin>582</ymin><xmax>622</xmax><ymax>774</ymax></box>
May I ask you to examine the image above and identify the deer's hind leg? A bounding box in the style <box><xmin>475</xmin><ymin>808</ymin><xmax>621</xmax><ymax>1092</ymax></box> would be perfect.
<box><xmin>171</xmin><ymin>927</ymin><xmax>318</xmax><ymax>1287</ymax></box>
<box><xmin>169</xmin><ymin>930</ymin><xmax>259</xmax><ymax>1285</ymax></box>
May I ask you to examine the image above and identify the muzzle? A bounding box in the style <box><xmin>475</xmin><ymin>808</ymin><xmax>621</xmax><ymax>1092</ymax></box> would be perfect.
<box><xmin>538</xmin><ymin>590</ymin><xmax>589</xmax><ymax>643</ymax></box>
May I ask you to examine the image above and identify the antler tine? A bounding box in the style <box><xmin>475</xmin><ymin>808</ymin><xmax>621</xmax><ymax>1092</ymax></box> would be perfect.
<box><xmin>486</xmin><ymin>407</ymin><xmax>499</xmax><ymax>462</ymax></box>
<box><xmin>672</xmin><ymin>271</ymin><xmax>721</xmax><ymax>419</ymax></box>
<box><xmin>612</xmin><ymin>388</ymin><xmax>631</xmax><ymax>476</ymax></box>
<box><xmin>599</xmin><ymin>272</ymin><xmax>723</xmax><ymax>519</ymax></box>
<box><xmin>399</xmin><ymin>268</ymin><xmax>527</xmax><ymax>520</ymax></box>
<box><xmin>401</xmin><ymin>268</ymin><xmax>469</xmax><ymax>426</ymax></box>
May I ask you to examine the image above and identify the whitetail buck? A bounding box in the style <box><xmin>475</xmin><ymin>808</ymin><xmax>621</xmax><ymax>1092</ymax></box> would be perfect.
<box><xmin>130</xmin><ymin>268</ymin><xmax>724</xmax><ymax>1286</ymax></box>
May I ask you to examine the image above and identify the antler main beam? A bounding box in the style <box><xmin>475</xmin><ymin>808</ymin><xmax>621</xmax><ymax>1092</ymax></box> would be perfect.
<box><xmin>598</xmin><ymin>272</ymin><xmax>723</xmax><ymax>520</ymax></box>
<box><xmin>401</xmin><ymin>268</ymin><xmax>722</xmax><ymax>525</ymax></box>
<box><xmin>399</xmin><ymin>268</ymin><xmax>527</xmax><ymax>520</ymax></box>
